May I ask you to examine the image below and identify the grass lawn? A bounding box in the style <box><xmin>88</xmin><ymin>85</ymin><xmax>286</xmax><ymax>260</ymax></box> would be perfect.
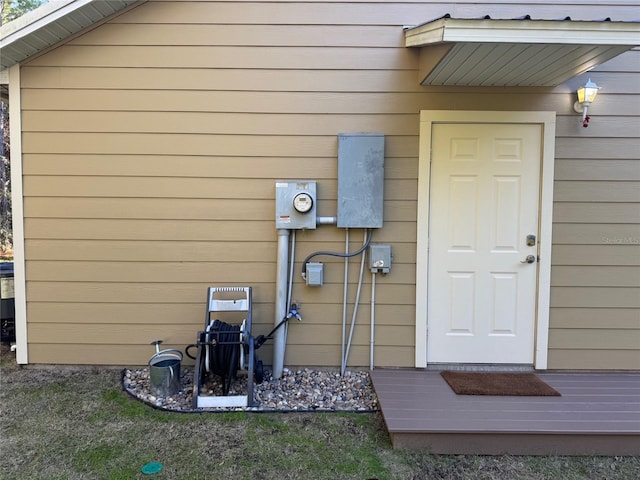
<box><xmin>1</xmin><ymin>344</ymin><xmax>637</xmax><ymax>479</ymax></box>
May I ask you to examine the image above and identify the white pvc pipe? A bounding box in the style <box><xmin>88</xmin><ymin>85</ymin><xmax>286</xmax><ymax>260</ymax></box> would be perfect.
<box><xmin>273</xmin><ymin>229</ymin><xmax>290</xmax><ymax>379</ymax></box>
<box><xmin>370</xmin><ymin>272</ymin><xmax>376</xmax><ymax>370</ymax></box>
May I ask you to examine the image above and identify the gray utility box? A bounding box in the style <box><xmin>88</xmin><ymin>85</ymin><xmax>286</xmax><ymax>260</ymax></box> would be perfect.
<box><xmin>275</xmin><ymin>180</ymin><xmax>317</xmax><ymax>230</ymax></box>
<box><xmin>337</xmin><ymin>133</ymin><xmax>384</xmax><ymax>229</ymax></box>
<box><xmin>369</xmin><ymin>244</ymin><xmax>392</xmax><ymax>274</ymax></box>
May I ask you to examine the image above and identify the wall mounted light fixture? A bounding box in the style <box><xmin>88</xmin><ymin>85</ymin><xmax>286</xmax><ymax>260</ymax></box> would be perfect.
<box><xmin>573</xmin><ymin>78</ymin><xmax>600</xmax><ymax>128</ymax></box>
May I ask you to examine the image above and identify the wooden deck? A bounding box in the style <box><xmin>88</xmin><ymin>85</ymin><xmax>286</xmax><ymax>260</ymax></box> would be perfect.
<box><xmin>370</xmin><ymin>369</ymin><xmax>640</xmax><ymax>455</ymax></box>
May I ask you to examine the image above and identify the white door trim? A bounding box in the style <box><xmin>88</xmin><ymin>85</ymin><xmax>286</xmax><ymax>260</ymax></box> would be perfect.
<box><xmin>415</xmin><ymin>110</ymin><xmax>556</xmax><ymax>370</ymax></box>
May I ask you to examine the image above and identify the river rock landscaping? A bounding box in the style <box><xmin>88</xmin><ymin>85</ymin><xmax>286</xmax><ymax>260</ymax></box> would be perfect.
<box><xmin>123</xmin><ymin>366</ymin><xmax>379</xmax><ymax>412</ymax></box>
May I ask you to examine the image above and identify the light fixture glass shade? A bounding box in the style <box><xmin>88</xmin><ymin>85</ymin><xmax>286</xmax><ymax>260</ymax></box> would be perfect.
<box><xmin>577</xmin><ymin>78</ymin><xmax>600</xmax><ymax>106</ymax></box>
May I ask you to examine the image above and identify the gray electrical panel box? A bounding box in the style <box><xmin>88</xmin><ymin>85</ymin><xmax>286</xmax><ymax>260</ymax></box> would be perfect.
<box><xmin>275</xmin><ymin>180</ymin><xmax>317</xmax><ymax>230</ymax></box>
<box><xmin>337</xmin><ymin>133</ymin><xmax>384</xmax><ymax>228</ymax></box>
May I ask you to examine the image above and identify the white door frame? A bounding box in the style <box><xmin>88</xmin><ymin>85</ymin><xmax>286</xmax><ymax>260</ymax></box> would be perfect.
<box><xmin>415</xmin><ymin>110</ymin><xmax>556</xmax><ymax>370</ymax></box>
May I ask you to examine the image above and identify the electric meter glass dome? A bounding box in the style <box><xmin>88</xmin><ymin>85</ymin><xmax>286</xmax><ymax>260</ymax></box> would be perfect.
<box><xmin>293</xmin><ymin>192</ymin><xmax>313</xmax><ymax>213</ymax></box>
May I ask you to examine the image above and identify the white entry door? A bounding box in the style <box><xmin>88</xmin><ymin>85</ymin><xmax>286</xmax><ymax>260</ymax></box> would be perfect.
<box><xmin>427</xmin><ymin>122</ymin><xmax>542</xmax><ymax>364</ymax></box>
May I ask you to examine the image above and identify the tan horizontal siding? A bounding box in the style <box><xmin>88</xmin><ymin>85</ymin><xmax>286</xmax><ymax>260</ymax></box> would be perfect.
<box><xmin>22</xmin><ymin>197</ymin><xmax>414</xmax><ymax>223</ymax></box>
<box><xmin>24</xmin><ymin>110</ymin><xmax>640</xmax><ymax>139</ymax></box>
<box><xmin>551</xmin><ymin>245</ymin><xmax>640</xmax><ymax>265</ymax></box>
<box><xmin>24</xmin><ymin>340</ymin><xmax>499</xmax><ymax>367</ymax></box>
<box><xmin>67</xmin><ymin>23</ymin><xmax>406</xmax><ymax>47</ymax></box>
<box><xmin>555</xmin><ymin>160</ymin><xmax>640</xmax><ymax>181</ymax></box>
<box><xmin>21</xmin><ymin>67</ymin><xmax>421</xmax><ymax>92</ymax></box>
<box><xmin>555</xmin><ymin>138</ymin><xmax>640</xmax><ymax>160</ymax></box>
<box><xmin>20</xmin><ymin>89</ymin><xmax>639</xmax><ymax>115</ymax></box>
<box><xmin>553</xmin><ymin>181</ymin><xmax>640</xmax><ymax>202</ymax></box>
<box><xmin>28</xmin><ymin>323</ymin><xmax>412</xmax><ymax>357</ymax></box>
<box><xmin>23</xmin><ymin>219</ymin><xmax>416</xmax><ymax>242</ymax></box>
<box><xmin>21</xmin><ymin>111</ymin><xmax>421</xmax><ymax>135</ymax></box>
<box><xmin>21</xmin><ymin>154</ymin><xmax>417</xmax><ymax>179</ymax></box>
<box><xmin>22</xmin><ymin>85</ymin><xmax>638</xmax><ymax>116</ymax></box>
<box><xmin>22</xmin><ymin>176</ymin><xmax>416</xmax><ymax>200</ymax></box>
<box><xmin>27</xmin><ymin>281</ymin><xmax>416</xmax><ymax>307</ymax></box>
<box><xmin>547</xmin><ymin>349</ymin><xmax>640</xmax><ymax>370</ymax></box>
<box><xmin>25</xmin><ymin>45</ymin><xmax>417</xmax><ymax>70</ymax></box>
<box><xmin>553</xmin><ymin>203</ymin><xmax>640</xmax><ymax>223</ymax></box>
<box><xmin>20</xmin><ymin>133</ymin><xmax>419</xmax><ymax>157</ymax></box>
<box><xmin>556</xmin><ymin>116</ymin><xmax>640</xmax><ymax>138</ymax></box>
<box><xmin>551</xmin><ymin>224</ymin><xmax>640</xmax><ymax>245</ymax></box>
<box><xmin>25</xmin><ymin>260</ymin><xmax>415</xmax><ymax>285</ymax></box>
<box><xmin>549</xmin><ymin>328</ymin><xmax>640</xmax><ymax>350</ymax></box>
<box><xmin>24</xmin><ymin>239</ymin><xmax>417</xmax><ymax>263</ymax></box>
<box><xmin>284</xmin><ymin>344</ymin><xmax>414</xmax><ymax>369</ymax></box>
<box><xmin>551</xmin><ymin>287</ymin><xmax>640</xmax><ymax>308</ymax></box>
<box><xmin>112</xmin><ymin>1</ymin><xmax>638</xmax><ymax>25</ymax></box>
<box><xmin>551</xmin><ymin>266</ymin><xmax>640</xmax><ymax>287</ymax></box>
<box><xmin>550</xmin><ymin>308</ymin><xmax>640</xmax><ymax>329</ymax></box>
<box><xmin>18</xmin><ymin>0</ymin><xmax>639</xmax><ymax>369</ymax></box>
<box><xmin>28</xmin><ymin>302</ymin><xmax>415</xmax><ymax>327</ymax></box>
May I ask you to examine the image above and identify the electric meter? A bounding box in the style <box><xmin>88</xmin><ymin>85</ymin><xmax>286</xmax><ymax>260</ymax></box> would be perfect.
<box><xmin>275</xmin><ymin>181</ymin><xmax>317</xmax><ymax>229</ymax></box>
<box><xmin>293</xmin><ymin>192</ymin><xmax>314</xmax><ymax>213</ymax></box>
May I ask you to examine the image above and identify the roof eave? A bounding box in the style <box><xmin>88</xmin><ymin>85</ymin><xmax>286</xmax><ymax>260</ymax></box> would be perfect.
<box><xmin>0</xmin><ymin>0</ymin><xmax>145</xmax><ymax>71</ymax></box>
<box><xmin>405</xmin><ymin>18</ymin><xmax>640</xmax><ymax>47</ymax></box>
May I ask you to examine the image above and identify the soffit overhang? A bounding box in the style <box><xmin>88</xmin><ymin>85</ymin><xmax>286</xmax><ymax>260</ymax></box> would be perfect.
<box><xmin>0</xmin><ymin>0</ymin><xmax>144</xmax><ymax>74</ymax></box>
<box><xmin>405</xmin><ymin>16</ymin><xmax>640</xmax><ymax>86</ymax></box>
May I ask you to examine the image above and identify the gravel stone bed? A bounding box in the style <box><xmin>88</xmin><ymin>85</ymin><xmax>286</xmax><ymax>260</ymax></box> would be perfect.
<box><xmin>123</xmin><ymin>367</ymin><xmax>379</xmax><ymax>412</ymax></box>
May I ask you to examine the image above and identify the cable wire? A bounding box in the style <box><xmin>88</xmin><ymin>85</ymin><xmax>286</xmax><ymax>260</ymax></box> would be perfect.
<box><xmin>301</xmin><ymin>229</ymin><xmax>372</xmax><ymax>276</ymax></box>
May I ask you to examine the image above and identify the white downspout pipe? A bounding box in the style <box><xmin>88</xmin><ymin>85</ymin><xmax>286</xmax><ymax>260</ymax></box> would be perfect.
<box><xmin>273</xmin><ymin>228</ymin><xmax>290</xmax><ymax>379</ymax></box>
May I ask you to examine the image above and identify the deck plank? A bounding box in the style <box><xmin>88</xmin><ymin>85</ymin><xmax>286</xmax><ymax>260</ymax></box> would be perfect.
<box><xmin>370</xmin><ymin>369</ymin><xmax>640</xmax><ymax>454</ymax></box>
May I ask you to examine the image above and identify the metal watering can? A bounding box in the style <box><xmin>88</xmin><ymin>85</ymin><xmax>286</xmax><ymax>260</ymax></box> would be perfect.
<box><xmin>148</xmin><ymin>340</ymin><xmax>183</xmax><ymax>397</ymax></box>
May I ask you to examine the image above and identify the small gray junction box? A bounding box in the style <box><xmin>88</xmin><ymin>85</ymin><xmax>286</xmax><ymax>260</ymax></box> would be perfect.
<box><xmin>337</xmin><ymin>133</ymin><xmax>384</xmax><ymax>229</ymax></box>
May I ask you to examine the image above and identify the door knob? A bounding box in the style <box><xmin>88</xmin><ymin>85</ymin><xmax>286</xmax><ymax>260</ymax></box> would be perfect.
<box><xmin>521</xmin><ymin>255</ymin><xmax>536</xmax><ymax>264</ymax></box>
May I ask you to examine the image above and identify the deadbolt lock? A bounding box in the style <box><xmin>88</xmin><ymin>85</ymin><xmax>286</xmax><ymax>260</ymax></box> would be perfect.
<box><xmin>526</xmin><ymin>234</ymin><xmax>536</xmax><ymax>247</ymax></box>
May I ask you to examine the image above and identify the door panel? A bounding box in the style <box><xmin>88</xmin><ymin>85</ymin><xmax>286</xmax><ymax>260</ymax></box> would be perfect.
<box><xmin>427</xmin><ymin>123</ymin><xmax>542</xmax><ymax>364</ymax></box>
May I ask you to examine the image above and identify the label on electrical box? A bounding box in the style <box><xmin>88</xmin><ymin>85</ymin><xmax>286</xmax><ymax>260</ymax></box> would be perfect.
<box><xmin>279</xmin><ymin>216</ymin><xmax>291</xmax><ymax>223</ymax></box>
<box><xmin>275</xmin><ymin>182</ymin><xmax>289</xmax><ymax>188</ymax></box>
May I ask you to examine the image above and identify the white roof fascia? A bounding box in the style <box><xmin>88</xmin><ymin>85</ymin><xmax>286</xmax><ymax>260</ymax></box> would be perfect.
<box><xmin>0</xmin><ymin>0</ymin><xmax>144</xmax><ymax>70</ymax></box>
<box><xmin>1</xmin><ymin>0</ymin><xmax>91</xmax><ymax>45</ymax></box>
<box><xmin>406</xmin><ymin>18</ymin><xmax>640</xmax><ymax>47</ymax></box>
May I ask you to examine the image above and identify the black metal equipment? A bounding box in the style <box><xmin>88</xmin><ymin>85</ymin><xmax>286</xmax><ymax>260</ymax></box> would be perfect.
<box><xmin>186</xmin><ymin>287</ymin><xmax>263</xmax><ymax>408</ymax></box>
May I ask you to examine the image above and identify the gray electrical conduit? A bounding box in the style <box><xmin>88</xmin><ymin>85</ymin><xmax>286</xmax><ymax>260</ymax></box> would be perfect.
<box><xmin>342</xmin><ymin>230</ymin><xmax>368</xmax><ymax>375</ymax></box>
<box><xmin>299</xmin><ymin>228</ymin><xmax>372</xmax><ymax>375</ymax></box>
<box><xmin>342</xmin><ymin>229</ymin><xmax>349</xmax><ymax>375</ymax></box>
<box><xmin>370</xmin><ymin>271</ymin><xmax>376</xmax><ymax>370</ymax></box>
<box><xmin>284</xmin><ymin>230</ymin><xmax>296</xmax><ymax>348</ymax></box>
<box><xmin>273</xmin><ymin>218</ymin><xmax>336</xmax><ymax>380</ymax></box>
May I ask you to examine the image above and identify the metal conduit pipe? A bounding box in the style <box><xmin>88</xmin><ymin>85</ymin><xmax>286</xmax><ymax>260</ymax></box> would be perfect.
<box><xmin>341</xmin><ymin>228</ymin><xmax>349</xmax><ymax>375</ymax></box>
<box><xmin>273</xmin><ymin>228</ymin><xmax>290</xmax><ymax>379</ymax></box>
<box><xmin>283</xmin><ymin>230</ymin><xmax>296</xmax><ymax>353</ymax></box>
<box><xmin>370</xmin><ymin>272</ymin><xmax>376</xmax><ymax>370</ymax></box>
<box><xmin>342</xmin><ymin>230</ymin><xmax>367</xmax><ymax>374</ymax></box>
<box><xmin>317</xmin><ymin>216</ymin><xmax>337</xmax><ymax>225</ymax></box>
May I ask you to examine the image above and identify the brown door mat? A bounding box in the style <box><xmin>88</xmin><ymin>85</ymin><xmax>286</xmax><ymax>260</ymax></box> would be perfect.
<box><xmin>441</xmin><ymin>371</ymin><xmax>561</xmax><ymax>396</ymax></box>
